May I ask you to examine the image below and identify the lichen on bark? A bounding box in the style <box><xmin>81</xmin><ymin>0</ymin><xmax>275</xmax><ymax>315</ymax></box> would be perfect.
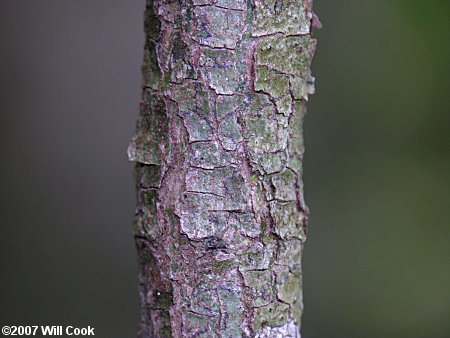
<box><xmin>129</xmin><ymin>0</ymin><xmax>318</xmax><ymax>336</ymax></box>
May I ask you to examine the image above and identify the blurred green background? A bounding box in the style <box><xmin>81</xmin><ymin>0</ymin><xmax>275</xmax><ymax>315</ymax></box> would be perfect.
<box><xmin>303</xmin><ymin>0</ymin><xmax>449</xmax><ymax>337</ymax></box>
<box><xmin>0</xmin><ymin>0</ymin><xmax>448</xmax><ymax>337</ymax></box>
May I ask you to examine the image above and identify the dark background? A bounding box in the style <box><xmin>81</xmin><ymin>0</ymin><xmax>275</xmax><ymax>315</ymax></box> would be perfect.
<box><xmin>0</xmin><ymin>0</ymin><xmax>448</xmax><ymax>337</ymax></box>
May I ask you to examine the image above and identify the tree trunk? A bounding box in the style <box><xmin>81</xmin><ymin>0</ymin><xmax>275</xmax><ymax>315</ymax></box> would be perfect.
<box><xmin>128</xmin><ymin>0</ymin><xmax>317</xmax><ymax>336</ymax></box>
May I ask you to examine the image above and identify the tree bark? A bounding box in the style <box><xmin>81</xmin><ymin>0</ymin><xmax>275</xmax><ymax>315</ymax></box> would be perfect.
<box><xmin>128</xmin><ymin>0</ymin><xmax>317</xmax><ymax>336</ymax></box>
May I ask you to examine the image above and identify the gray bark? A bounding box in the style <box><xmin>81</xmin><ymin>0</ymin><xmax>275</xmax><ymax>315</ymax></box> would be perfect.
<box><xmin>128</xmin><ymin>0</ymin><xmax>317</xmax><ymax>336</ymax></box>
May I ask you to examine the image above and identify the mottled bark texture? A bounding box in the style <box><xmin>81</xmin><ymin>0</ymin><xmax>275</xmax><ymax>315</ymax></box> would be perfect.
<box><xmin>128</xmin><ymin>0</ymin><xmax>317</xmax><ymax>336</ymax></box>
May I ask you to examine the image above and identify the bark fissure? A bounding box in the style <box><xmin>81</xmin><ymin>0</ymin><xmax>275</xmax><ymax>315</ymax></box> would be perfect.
<box><xmin>129</xmin><ymin>0</ymin><xmax>318</xmax><ymax>336</ymax></box>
